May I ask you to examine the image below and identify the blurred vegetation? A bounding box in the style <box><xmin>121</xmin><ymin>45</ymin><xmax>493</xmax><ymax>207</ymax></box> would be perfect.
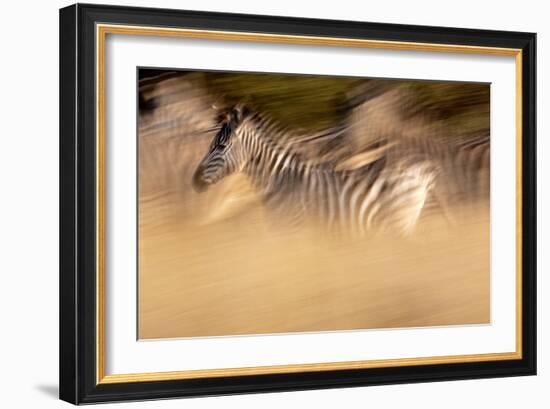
<box><xmin>140</xmin><ymin>69</ymin><xmax>489</xmax><ymax>137</ymax></box>
<box><xmin>406</xmin><ymin>81</ymin><xmax>490</xmax><ymax>136</ymax></box>
<box><xmin>203</xmin><ymin>73</ymin><xmax>363</xmax><ymax>131</ymax></box>
<box><xmin>203</xmin><ymin>72</ymin><xmax>489</xmax><ymax>136</ymax></box>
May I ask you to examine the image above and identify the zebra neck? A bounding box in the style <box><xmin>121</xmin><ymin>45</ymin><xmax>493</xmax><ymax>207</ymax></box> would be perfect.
<box><xmin>241</xmin><ymin>130</ymin><xmax>318</xmax><ymax>192</ymax></box>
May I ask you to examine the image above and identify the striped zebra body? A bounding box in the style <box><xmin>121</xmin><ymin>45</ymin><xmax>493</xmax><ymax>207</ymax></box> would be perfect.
<box><xmin>450</xmin><ymin>134</ymin><xmax>490</xmax><ymax>201</ymax></box>
<box><xmin>193</xmin><ymin>106</ymin><xmax>437</xmax><ymax>236</ymax></box>
<box><xmin>399</xmin><ymin>133</ymin><xmax>490</xmax><ymax>212</ymax></box>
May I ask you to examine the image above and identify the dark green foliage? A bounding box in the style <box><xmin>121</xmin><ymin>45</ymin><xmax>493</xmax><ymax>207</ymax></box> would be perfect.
<box><xmin>203</xmin><ymin>72</ymin><xmax>363</xmax><ymax>131</ymax></box>
<box><xmin>202</xmin><ymin>72</ymin><xmax>489</xmax><ymax>139</ymax></box>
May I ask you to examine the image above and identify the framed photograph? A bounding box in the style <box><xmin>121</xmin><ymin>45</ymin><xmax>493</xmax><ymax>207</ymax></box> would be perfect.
<box><xmin>59</xmin><ymin>3</ymin><xmax>536</xmax><ymax>404</ymax></box>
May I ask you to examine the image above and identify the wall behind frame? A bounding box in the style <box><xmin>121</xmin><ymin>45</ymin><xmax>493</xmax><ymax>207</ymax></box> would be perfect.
<box><xmin>0</xmin><ymin>0</ymin><xmax>545</xmax><ymax>408</ymax></box>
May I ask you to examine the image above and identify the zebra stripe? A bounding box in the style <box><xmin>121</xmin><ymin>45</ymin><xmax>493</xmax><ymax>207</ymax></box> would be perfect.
<box><xmin>192</xmin><ymin>106</ymin><xmax>438</xmax><ymax>236</ymax></box>
<box><xmin>401</xmin><ymin>133</ymin><xmax>490</xmax><ymax>209</ymax></box>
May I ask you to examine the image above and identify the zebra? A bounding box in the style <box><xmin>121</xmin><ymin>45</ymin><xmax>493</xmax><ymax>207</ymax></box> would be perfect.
<box><xmin>449</xmin><ymin>133</ymin><xmax>490</xmax><ymax>201</ymax></box>
<box><xmin>192</xmin><ymin>105</ymin><xmax>438</xmax><ymax>236</ymax></box>
<box><xmin>340</xmin><ymin>82</ymin><xmax>491</xmax><ymax>210</ymax></box>
<box><xmin>392</xmin><ymin>132</ymin><xmax>490</xmax><ymax>216</ymax></box>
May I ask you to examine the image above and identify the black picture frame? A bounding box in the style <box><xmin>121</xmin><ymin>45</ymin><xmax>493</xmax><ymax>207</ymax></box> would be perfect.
<box><xmin>60</xmin><ymin>3</ymin><xmax>536</xmax><ymax>404</ymax></box>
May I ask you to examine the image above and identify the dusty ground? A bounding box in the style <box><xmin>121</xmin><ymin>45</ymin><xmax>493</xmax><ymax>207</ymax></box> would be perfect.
<box><xmin>138</xmin><ymin>196</ymin><xmax>489</xmax><ymax>339</ymax></box>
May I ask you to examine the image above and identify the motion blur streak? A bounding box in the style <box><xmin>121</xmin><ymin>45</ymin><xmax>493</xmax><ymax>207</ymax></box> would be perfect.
<box><xmin>191</xmin><ymin>105</ymin><xmax>438</xmax><ymax>236</ymax></box>
<box><xmin>137</xmin><ymin>71</ymin><xmax>490</xmax><ymax>339</ymax></box>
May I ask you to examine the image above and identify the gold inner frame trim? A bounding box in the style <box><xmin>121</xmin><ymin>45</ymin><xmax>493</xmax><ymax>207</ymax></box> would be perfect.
<box><xmin>95</xmin><ymin>23</ymin><xmax>523</xmax><ymax>385</ymax></box>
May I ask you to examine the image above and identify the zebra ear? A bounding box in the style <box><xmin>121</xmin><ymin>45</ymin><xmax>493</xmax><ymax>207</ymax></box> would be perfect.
<box><xmin>232</xmin><ymin>104</ymin><xmax>249</xmax><ymax>122</ymax></box>
<box><xmin>211</xmin><ymin>95</ymin><xmax>228</xmax><ymax>111</ymax></box>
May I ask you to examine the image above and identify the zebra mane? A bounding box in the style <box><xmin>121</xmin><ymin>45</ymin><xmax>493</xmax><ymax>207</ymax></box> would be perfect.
<box><xmin>245</xmin><ymin>113</ymin><xmax>339</xmax><ymax>170</ymax></box>
<box><xmin>246</xmin><ymin>112</ymin><xmax>393</xmax><ymax>175</ymax></box>
<box><xmin>238</xmin><ymin>109</ymin><xmax>349</xmax><ymax>169</ymax></box>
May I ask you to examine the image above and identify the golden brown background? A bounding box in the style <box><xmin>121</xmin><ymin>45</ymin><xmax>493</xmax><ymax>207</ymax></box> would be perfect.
<box><xmin>138</xmin><ymin>71</ymin><xmax>490</xmax><ymax>339</ymax></box>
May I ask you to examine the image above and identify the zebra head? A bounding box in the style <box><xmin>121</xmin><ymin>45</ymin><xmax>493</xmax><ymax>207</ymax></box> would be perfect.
<box><xmin>192</xmin><ymin>105</ymin><xmax>249</xmax><ymax>192</ymax></box>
